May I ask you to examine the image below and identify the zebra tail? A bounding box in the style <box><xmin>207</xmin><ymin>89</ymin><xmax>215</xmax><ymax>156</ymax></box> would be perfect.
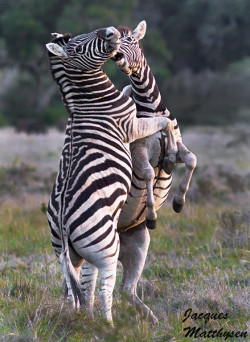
<box><xmin>59</xmin><ymin>247</ymin><xmax>85</xmax><ymax>308</ymax></box>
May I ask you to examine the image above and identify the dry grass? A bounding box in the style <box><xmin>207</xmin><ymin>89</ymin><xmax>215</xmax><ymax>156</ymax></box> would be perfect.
<box><xmin>0</xmin><ymin>126</ymin><xmax>249</xmax><ymax>341</ymax></box>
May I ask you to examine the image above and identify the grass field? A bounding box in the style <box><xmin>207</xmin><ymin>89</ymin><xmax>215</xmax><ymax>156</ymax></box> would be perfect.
<box><xmin>0</xmin><ymin>126</ymin><xmax>249</xmax><ymax>341</ymax></box>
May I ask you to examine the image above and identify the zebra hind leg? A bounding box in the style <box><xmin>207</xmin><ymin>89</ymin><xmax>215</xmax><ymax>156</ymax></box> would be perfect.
<box><xmin>163</xmin><ymin>119</ymin><xmax>178</xmax><ymax>175</ymax></box>
<box><xmin>119</xmin><ymin>222</ymin><xmax>158</xmax><ymax>324</ymax></box>
<box><xmin>144</xmin><ymin>165</ymin><xmax>157</xmax><ymax>229</ymax></box>
<box><xmin>131</xmin><ymin>141</ymin><xmax>157</xmax><ymax>229</ymax></box>
<box><xmin>172</xmin><ymin>141</ymin><xmax>197</xmax><ymax>213</ymax></box>
<box><xmin>98</xmin><ymin>261</ymin><xmax>118</xmax><ymax>323</ymax></box>
<box><xmin>81</xmin><ymin>261</ymin><xmax>98</xmax><ymax>317</ymax></box>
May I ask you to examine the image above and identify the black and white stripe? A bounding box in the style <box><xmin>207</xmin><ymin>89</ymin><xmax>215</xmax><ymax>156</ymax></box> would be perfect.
<box><xmin>46</xmin><ymin>27</ymin><xmax>174</xmax><ymax>322</ymax></box>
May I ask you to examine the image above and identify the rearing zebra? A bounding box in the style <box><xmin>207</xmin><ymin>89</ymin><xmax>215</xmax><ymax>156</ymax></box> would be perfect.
<box><xmin>115</xmin><ymin>21</ymin><xmax>197</xmax><ymax>217</ymax></box>
<box><xmin>46</xmin><ymin>27</ymin><xmax>177</xmax><ymax>322</ymax></box>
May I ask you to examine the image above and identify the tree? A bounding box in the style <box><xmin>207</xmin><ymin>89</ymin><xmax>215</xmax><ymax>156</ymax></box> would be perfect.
<box><xmin>156</xmin><ymin>0</ymin><xmax>250</xmax><ymax>72</ymax></box>
<box><xmin>0</xmin><ymin>0</ymin><xmax>69</xmax><ymax>130</ymax></box>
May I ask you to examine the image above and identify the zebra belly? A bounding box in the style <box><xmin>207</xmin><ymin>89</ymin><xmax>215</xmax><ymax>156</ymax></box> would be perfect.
<box><xmin>117</xmin><ymin>132</ymin><xmax>172</xmax><ymax>231</ymax></box>
<box><xmin>117</xmin><ymin>168</ymin><xmax>172</xmax><ymax>231</ymax></box>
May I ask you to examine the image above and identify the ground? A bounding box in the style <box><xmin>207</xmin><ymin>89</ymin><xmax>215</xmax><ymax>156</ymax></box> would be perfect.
<box><xmin>0</xmin><ymin>126</ymin><xmax>249</xmax><ymax>341</ymax></box>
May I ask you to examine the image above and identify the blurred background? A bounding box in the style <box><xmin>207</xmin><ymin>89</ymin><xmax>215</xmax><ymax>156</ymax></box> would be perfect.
<box><xmin>0</xmin><ymin>0</ymin><xmax>250</xmax><ymax>208</ymax></box>
<box><xmin>0</xmin><ymin>0</ymin><xmax>250</xmax><ymax>132</ymax></box>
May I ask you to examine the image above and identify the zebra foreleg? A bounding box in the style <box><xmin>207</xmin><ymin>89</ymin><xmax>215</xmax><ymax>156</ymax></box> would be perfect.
<box><xmin>172</xmin><ymin>141</ymin><xmax>197</xmax><ymax>213</ymax></box>
<box><xmin>119</xmin><ymin>223</ymin><xmax>158</xmax><ymax>324</ymax></box>
<box><xmin>81</xmin><ymin>262</ymin><xmax>98</xmax><ymax>317</ymax></box>
<box><xmin>131</xmin><ymin>140</ymin><xmax>157</xmax><ymax>229</ymax></box>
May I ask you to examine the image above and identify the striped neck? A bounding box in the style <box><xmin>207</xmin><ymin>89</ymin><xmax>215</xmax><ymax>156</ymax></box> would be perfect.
<box><xmin>130</xmin><ymin>57</ymin><xmax>167</xmax><ymax>117</ymax></box>
<box><xmin>49</xmin><ymin>55</ymin><xmax>122</xmax><ymax>116</ymax></box>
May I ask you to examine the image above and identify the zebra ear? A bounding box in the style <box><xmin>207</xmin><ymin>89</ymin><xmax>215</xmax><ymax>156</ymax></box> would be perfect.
<box><xmin>132</xmin><ymin>20</ymin><xmax>147</xmax><ymax>41</ymax></box>
<box><xmin>46</xmin><ymin>42</ymin><xmax>68</xmax><ymax>57</ymax></box>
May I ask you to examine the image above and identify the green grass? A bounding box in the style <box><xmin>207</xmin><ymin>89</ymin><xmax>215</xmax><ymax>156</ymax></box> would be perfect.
<box><xmin>0</xmin><ymin>203</ymin><xmax>249</xmax><ymax>341</ymax></box>
<box><xmin>145</xmin><ymin>205</ymin><xmax>249</xmax><ymax>340</ymax></box>
<box><xmin>0</xmin><ymin>205</ymin><xmax>50</xmax><ymax>257</ymax></box>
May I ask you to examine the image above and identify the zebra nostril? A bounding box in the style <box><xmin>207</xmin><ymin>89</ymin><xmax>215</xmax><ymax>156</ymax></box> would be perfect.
<box><xmin>97</xmin><ymin>27</ymin><xmax>120</xmax><ymax>42</ymax></box>
<box><xmin>106</xmin><ymin>32</ymin><xmax>114</xmax><ymax>39</ymax></box>
<box><xmin>105</xmin><ymin>27</ymin><xmax>120</xmax><ymax>41</ymax></box>
<box><xmin>97</xmin><ymin>28</ymin><xmax>115</xmax><ymax>41</ymax></box>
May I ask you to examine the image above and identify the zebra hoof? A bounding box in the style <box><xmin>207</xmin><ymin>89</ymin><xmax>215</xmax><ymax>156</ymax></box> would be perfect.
<box><xmin>172</xmin><ymin>197</ymin><xmax>184</xmax><ymax>213</ymax></box>
<box><xmin>146</xmin><ymin>219</ymin><xmax>157</xmax><ymax>230</ymax></box>
<box><xmin>163</xmin><ymin>158</ymin><xmax>175</xmax><ymax>175</ymax></box>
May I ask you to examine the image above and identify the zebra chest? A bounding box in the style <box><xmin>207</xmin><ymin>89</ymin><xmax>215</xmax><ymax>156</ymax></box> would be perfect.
<box><xmin>52</xmin><ymin>133</ymin><xmax>132</xmax><ymax>211</ymax></box>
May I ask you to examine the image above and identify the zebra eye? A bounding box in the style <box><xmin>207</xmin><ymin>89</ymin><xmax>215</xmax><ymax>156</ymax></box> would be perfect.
<box><xmin>74</xmin><ymin>45</ymin><xmax>86</xmax><ymax>54</ymax></box>
<box><xmin>75</xmin><ymin>45</ymin><xmax>81</xmax><ymax>53</ymax></box>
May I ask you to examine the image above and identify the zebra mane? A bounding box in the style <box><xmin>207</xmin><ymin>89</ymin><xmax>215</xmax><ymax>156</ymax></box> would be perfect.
<box><xmin>47</xmin><ymin>33</ymin><xmax>73</xmax><ymax>116</ymax></box>
<box><xmin>117</xmin><ymin>25</ymin><xmax>133</xmax><ymax>37</ymax></box>
<box><xmin>51</xmin><ymin>33</ymin><xmax>72</xmax><ymax>46</ymax></box>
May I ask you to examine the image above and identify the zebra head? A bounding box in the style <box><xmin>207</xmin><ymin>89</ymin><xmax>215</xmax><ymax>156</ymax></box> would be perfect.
<box><xmin>46</xmin><ymin>27</ymin><xmax>121</xmax><ymax>70</ymax></box>
<box><xmin>112</xmin><ymin>21</ymin><xmax>147</xmax><ymax>76</ymax></box>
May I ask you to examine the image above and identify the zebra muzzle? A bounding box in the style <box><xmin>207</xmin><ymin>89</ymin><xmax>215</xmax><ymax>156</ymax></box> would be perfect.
<box><xmin>111</xmin><ymin>52</ymin><xmax>132</xmax><ymax>76</ymax></box>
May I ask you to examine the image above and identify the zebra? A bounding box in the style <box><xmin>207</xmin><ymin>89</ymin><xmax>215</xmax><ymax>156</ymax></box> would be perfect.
<box><xmin>45</xmin><ymin>26</ymin><xmax>177</xmax><ymax>323</ymax></box>
<box><xmin>81</xmin><ymin>21</ymin><xmax>197</xmax><ymax>324</ymax></box>
<box><xmin>114</xmin><ymin>20</ymin><xmax>197</xmax><ymax>218</ymax></box>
